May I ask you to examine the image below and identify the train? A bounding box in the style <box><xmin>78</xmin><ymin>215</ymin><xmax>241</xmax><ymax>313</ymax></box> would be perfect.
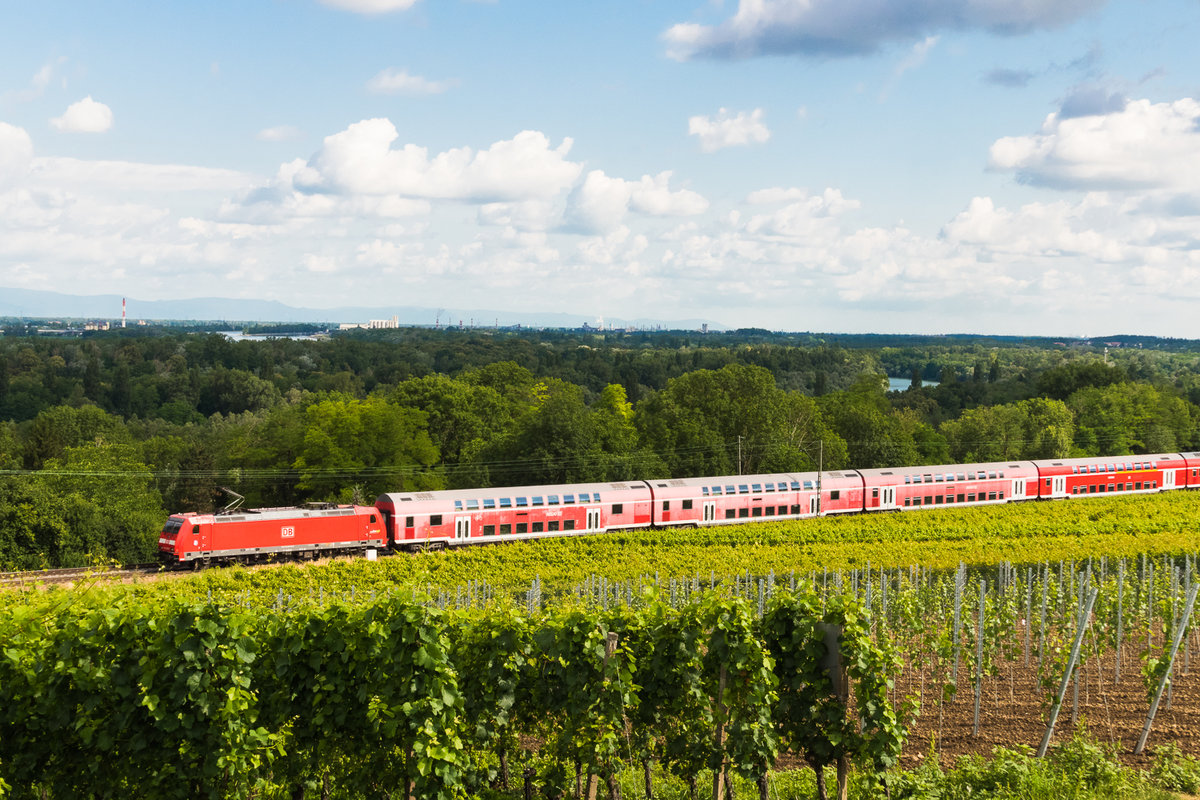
<box><xmin>157</xmin><ymin>451</ymin><xmax>1200</xmax><ymax>566</ymax></box>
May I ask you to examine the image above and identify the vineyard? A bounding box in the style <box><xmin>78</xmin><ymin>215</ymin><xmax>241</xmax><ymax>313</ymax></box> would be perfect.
<box><xmin>4</xmin><ymin>492</ymin><xmax>1200</xmax><ymax>798</ymax></box>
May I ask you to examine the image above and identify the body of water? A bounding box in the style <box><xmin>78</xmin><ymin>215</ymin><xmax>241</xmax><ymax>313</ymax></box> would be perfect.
<box><xmin>888</xmin><ymin>377</ymin><xmax>940</xmax><ymax>392</ymax></box>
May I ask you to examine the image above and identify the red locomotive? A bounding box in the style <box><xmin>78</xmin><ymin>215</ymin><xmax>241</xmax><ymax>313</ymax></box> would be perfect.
<box><xmin>158</xmin><ymin>451</ymin><xmax>1200</xmax><ymax>564</ymax></box>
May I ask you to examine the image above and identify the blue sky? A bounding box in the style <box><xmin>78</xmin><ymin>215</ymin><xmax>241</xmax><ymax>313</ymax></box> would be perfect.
<box><xmin>2</xmin><ymin>0</ymin><xmax>1199</xmax><ymax>335</ymax></box>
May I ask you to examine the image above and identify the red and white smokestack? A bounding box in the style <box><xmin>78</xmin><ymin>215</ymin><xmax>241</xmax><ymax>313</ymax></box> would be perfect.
<box><xmin>122</xmin><ymin>297</ymin><xmax>126</xmax><ymax>328</ymax></box>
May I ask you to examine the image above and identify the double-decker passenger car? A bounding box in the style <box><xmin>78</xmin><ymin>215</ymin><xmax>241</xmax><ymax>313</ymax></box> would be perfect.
<box><xmin>857</xmin><ymin>461</ymin><xmax>1038</xmax><ymax>511</ymax></box>
<box><xmin>375</xmin><ymin>481</ymin><xmax>652</xmax><ymax>548</ymax></box>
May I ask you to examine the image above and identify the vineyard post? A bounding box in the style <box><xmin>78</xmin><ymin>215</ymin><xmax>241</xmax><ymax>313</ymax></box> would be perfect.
<box><xmin>586</xmin><ymin>631</ymin><xmax>620</xmax><ymax>800</ymax></box>
<box><xmin>1024</xmin><ymin>567</ymin><xmax>1032</xmax><ymax>667</ymax></box>
<box><xmin>973</xmin><ymin>580</ymin><xmax>985</xmax><ymax>737</ymax></box>
<box><xmin>952</xmin><ymin>564</ymin><xmax>964</xmax><ymax>690</ymax></box>
<box><xmin>1038</xmin><ymin>564</ymin><xmax>1048</xmax><ymax>682</ymax></box>
<box><xmin>1072</xmin><ymin>572</ymin><xmax>1087</xmax><ymax>725</ymax></box>
<box><xmin>1185</xmin><ymin>564</ymin><xmax>1192</xmax><ymax>675</ymax></box>
<box><xmin>1037</xmin><ymin>586</ymin><xmax>1098</xmax><ymax>758</ymax></box>
<box><xmin>712</xmin><ymin>666</ymin><xmax>728</xmax><ymax>800</ymax></box>
<box><xmin>1116</xmin><ymin>559</ymin><xmax>1124</xmax><ymax>682</ymax></box>
<box><xmin>1136</xmin><ymin>583</ymin><xmax>1200</xmax><ymax>755</ymax></box>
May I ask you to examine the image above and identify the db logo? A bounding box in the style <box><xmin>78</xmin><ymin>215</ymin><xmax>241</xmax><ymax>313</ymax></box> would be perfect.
<box><xmin>281</xmin><ymin>526</ymin><xmax>296</xmax><ymax>538</ymax></box>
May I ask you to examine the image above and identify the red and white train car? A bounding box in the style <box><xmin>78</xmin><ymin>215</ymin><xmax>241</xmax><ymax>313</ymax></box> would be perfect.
<box><xmin>857</xmin><ymin>461</ymin><xmax>1038</xmax><ymax>511</ymax></box>
<box><xmin>158</xmin><ymin>504</ymin><xmax>383</xmax><ymax>565</ymax></box>
<box><xmin>647</xmin><ymin>471</ymin><xmax>863</xmax><ymax>527</ymax></box>
<box><xmin>375</xmin><ymin>481</ymin><xmax>652</xmax><ymax>547</ymax></box>
<box><xmin>1030</xmin><ymin>453</ymin><xmax>1190</xmax><ymax>499</ymax></box>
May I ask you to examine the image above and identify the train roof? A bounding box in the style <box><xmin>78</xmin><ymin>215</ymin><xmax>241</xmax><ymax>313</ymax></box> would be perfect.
<box><xmin>376</xmin><ymin>481</ymin><xmax>651</xmax><ymax>511</ymax></box>
<box><xmin>1030</xmin><ymin>453</ymin><xmax>1185</xmax><ymax>469</ymax></box>
<box><xmin>857</xmin><ymin>461</ymin><xmax>1035</xmax><ymax>479</ymax></box>
<box><xmin>170</xmin><ymin>504</ymin><xmax>374</xmax><ymax>523</ymax></box>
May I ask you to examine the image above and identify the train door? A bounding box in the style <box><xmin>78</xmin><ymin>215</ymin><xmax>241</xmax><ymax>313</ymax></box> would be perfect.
<box><xmin>454</xmin><ymin>517</ymin><xmax>471</xmax><ymax>540</ymax></box>
<box><xmin>1052</xmin><ymin>476</ymin><xmax>1067</xmax><ymax>498</ymax></box>
<box><xmin>702</xmin><ymin>501</ymin><xmax>716</xmax><ymax>523</ymax></box>
<box><xmin>1164</xmin><ymin>470</ymin><xmax>1177</xmax><ymax>490</ymax></box>
<box><xmin>809</xmin><ymin>495</ymin><xmax>820</xmax><ymax>516</ymax></box>
<box><xmin>587</xmin><ymin>509</ymin><xmax>601</xmax><ymax>531</ymax></box>
<box><xmin>879</xmin><ymin>487</ymin><xmax>896</xmax><ymax>510</ymax></box>
<box><xmin>1012</xmin><ymin>478</ymin><xmax>1026</xmax><ymax>499</ymax></box>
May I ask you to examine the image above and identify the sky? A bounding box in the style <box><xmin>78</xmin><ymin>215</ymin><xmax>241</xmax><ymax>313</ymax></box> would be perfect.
<box><xmin>2</xmin><ymin>0</ymin><xmax>1200</xmax><ymax>336</ymax></box>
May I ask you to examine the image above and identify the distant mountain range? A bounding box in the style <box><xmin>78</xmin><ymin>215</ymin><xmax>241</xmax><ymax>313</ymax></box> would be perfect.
<box><xmin>0</xmin><ymin>287</ymin><xmax>722</xmax><ymax>331</ymax></box>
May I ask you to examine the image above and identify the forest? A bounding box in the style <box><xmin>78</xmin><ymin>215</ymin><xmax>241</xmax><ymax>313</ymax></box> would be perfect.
<box><xmin>2</xmin><ymin>326</ymin><xmax>1199</xmax><ymax>569</ymax></box>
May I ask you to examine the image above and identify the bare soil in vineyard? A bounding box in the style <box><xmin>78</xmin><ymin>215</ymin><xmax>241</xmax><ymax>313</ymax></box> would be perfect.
<box><xmin>894</xmin><ymin>637</ymin><xmax>1200</xmax><ymax>769</ymax></box>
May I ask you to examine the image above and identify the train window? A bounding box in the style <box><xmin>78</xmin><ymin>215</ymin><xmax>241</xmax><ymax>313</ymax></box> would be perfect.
<box><xmin>934</xmin><ymin>495</ymin><xmax>943</xmax><ymax>504</ymax></box>
<box><xmin>1151</xmin><ymin>481</ymin><xmax>1158</xmax><ymax>489</ymax></box>
<box><xmin>904</xmin><ymin>476</ymin><xmax>912</xmax><ymax>484</ymax></box>
<box><xmin>945</xmin><ymin>495</ymin><xmax>954</xmax><ymax>503</ymax></box>
<box><xmin>987</xmin><ymin>472</ymin><xmax>997</xmax><ymax>480</ymax></box>
<box><xmin>564</xmin><ymin>520</ymin><xmax>575</xmax><ymax>530</ymax></box>
<box><xmin>830</xmin><ymin>490</ymin><xmax>841</xmax><ymax>500</ymax></box>
<box><xmin>548</xmin><ymin>521</ymin><xmax>560</xmax><ymax>532</ymax></box>
<box><xmin>430</xmin><ymin>515</ymin><xmax>443</xmax><ymax>526</ymax></box>
<box><xmin>370</xmin><ymin>515</ymin><xmax>377</xmax><ymax>523</ymax></box>
<box><xmin>935</xmin><ymin>475</ymin><xmax>944</xmax><ymax>483</ymax></box>
<box><xmin>483</xmin><ymin>499</ymin><xmax>495</xmax><ymax>509</ymax></box>
<box><xmin>752</xmin><ymin>484</ymin><xmax>762</xmax><ymax>493</ymax></box>
<box><xmin>738</xmin><ymin>508</ymin><xmax>749</xmax><ymax>518</ymax></box>
<box><xmin>682</xmin><ymin>499</ymin><xmax>693</xmax><ymax>510</ymax></box>
<box><xmin>500</xmin><ymin>524</ymin><xmax>512</xmax><ymax>535</ymax></box>
<box><xmin>702</xmin><ymin>487</ymin><xmax>709</xmax><ymax>496</ymax></box>
<box><xmin>405</xmin><ymin>516</ymin><xmax>414</xmax><ymax>528</ymax></box>
<box><xmin>765</xmin><ymin>507</ymin><xmax>775</xmax><ymax>516</ymax></box>
<box><xmin>923</xmin><ymin>474</ymin><xmax>932</xmax><ymax>483</ymax></box>
<box><xmin>662</xmin><ymin>501</ymin><xmax>670</xmax><ymax>511</ymax></box>
<box><xmin>516</xmin><ymin>497</ymin><xmax>528</xmax><ymax>507</ymax></box>
<box><xmin>548</xmin><ymin>495</ymin><xmax>559</xmax><ymax>505</ymax></box>
<box><xmin>904</xmin><ymin>498</ymin><xmax>911</xmax><ymax>507</ymax></box>
<box><xmin>765</xmin><ymin>483</ymin><xmax>775</xmax><ymax>492</ymax></box>
<box><xmin>967</xmin><ymin>493</ymin><xmax>976</xmax><ymax>502</ymax></box>
<box><xmin>1117</xmin><ymin>483</ymin><xmax>1124</xmax><ymax>491</ymax></box>
<box><xmin>532</xmin><ymin>496</ymin><xmax>544</xmax><ymax>506</ymax></box>
<box><xmin>957</xmin><ymin>473</ymin><xmax>967</xmax><ymax>481</ymax></box>
<box><xmin>999</xmin><ymin>491</ymin><xmax>1005</xmax><ymax>499</ymax></box>
<box><xmin>752</xmin><ymin>507</ymin><xmax>763</xmax><ymax>517</ymax></box>
<box><xmin>726</xmin><ymin>485</ymin><xmax>736</xmax><ymax>494</ymax></box>
<box><xmin>778</xmin><ymin>505</ymin><xmax>787</xmax><ymax>514</ymax></box>
<box><xmin>792</xmin><ymin>481</ymin><xmax>802</xmax><ymax>490</ymax></box>
<box><xmin>946</xmin><ymin>474</ymin><xmax>955</xmax><ymax>481</ymax></box>
<box><xmin>532</xmin><ymin>522</ymin><xmax>544</xmax><ymax>533</ymax></box>
<box><xmin>500</xmin><ymin>498</ymin><xmax>512</xmax><ymax>508</ymax></box>
<box><xmin>455</xmin><ymin>500</ymin><xmax>463</xmax><ymax>510</ymax></box>
<box><xmin>564</xmin><ymin>494</ymin><xmax>575</xmax><ymax>504</ymax></box>
<box><xmin>957</xmin><ymin>494</ymin><xmax>965</xmax><ymax>503</ymax></box>
<box><xmin>726</xmin><ymin>509</ymin><xmax>736</xmax><ymax>519</ymax></box>
<box><xmin>739</xmin><ymin>485</ymin><xmax>749</xmax><ymax>494</ymax></box>
<box><xmin>1088</xmin><ymin>485</ymin><xmax>1096</xmax><ymax>493</ymax></box>
<box><xmin>790</xmin><ymin>505</ymin><xmax>801</xmax><ymax>514</ymax></box>
<box><xmin>483</xmin><ymin>525</ymin><xmax>496</xmax><ymax>536</ymax></box>
<box><xmin>517</xmin><ymin>523</ymin><xmax>528</xmax><ymax>534</ymax></box>
<box><xmin>612</xmin><ymin>503</ymin><xmax>624</xmax><ymax>514</ymax></box>
<box><xmin>1135</xmin><ymin>482</ymin><xmax>1142</xmax><ymax>490</ymax></box>
<box><xmin>987</xmin><ymin>492</ymin><xmax>997</xmax><ymax>501</ymax></box>
<box><xmin>466</xmin><ymin>499</ymin><xmax>479</xmax><ymax>510</ymax></box>
<box><xmin>582</xmin><ymin>493</ymin><xmax>593</xmax><ymax>503</ymax></box>
<box><xmin>1099</xmin><ymin>484</ymin><xmax>1107</xmax><ymax>493</ymax></box>
<box><xmin>872</xmin><ymin>488</ymin><xmax>879</xmax><ymax>499</ymax></box>
<box><xmin>594</xmin><ymin>493</ymin><xmax>602</xmax><ymax>502</ymax></box>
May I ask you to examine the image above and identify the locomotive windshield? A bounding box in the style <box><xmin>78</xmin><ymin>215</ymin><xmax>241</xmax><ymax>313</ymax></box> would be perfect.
<box><xmin>161</xmin><ymin>518</ymin><xmax>183</xmax><ymax>536</ymax></box>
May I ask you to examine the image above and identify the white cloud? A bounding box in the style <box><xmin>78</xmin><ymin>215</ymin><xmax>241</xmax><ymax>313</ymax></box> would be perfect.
<box><xmin>989</xmin><ymin>97</ymin><xmax>1200</xmax><ymax>192</ymax></box>
<box><xmin>565</xmin><ymin>170</ymin><xmax>708</xmax><ymax>233</ymax></box>
<box><xmin>257</xmin><ymin>125</ymin><xmax>303</xmax><ymax>142</ymax></box>
<box><xmin>664</xmin><ymin>0</ymin><xmax>1104</xmax><ymax>60</ymax></box>
<box><xmin>302</xmin><ymin>253</ymin><xmax>341</xmax><ymax>273</ymax></box>
<box><xmin>2</xmin><ymin>59</ymin><xmax>64</xmax><ymax>103</ymax></box>
<box><xmin>50</xmin><ymin>96</ymin><xmax>114</xmax><ymax>133</ymax></box>
<box><xmin>688</xmin><ymin>108</ymin><xmax>770</xmax><ymax>152</ymax></box>
<box><xmin>28</xmin><ymin>157</ymin><xmax>252</xmax><ymax>193</ymax></box>
<box><xmin>366</xmin><ymin>68</ymin><xmax>458</xmax><ymax>95</ymax></box>
<box><xmin>293</xmin><ymin>119</ymin><xmax>582</xmax><ymax>201</ymax></box>
<box><xmin>317</xmin><ymin>0</ymin><xmax>418</xmax><ymax>13</ymax></box>
<box><xmin>0</xmin><ymin>123</ymin><xmax>34</xmax><ymax>189</ymax></box>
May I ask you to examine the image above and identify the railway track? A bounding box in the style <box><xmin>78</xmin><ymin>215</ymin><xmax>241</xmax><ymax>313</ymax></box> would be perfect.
<box><xmin>0</xmin><ymin>563</ymin><xmax>161</xmax><ymax>587</ymax></box>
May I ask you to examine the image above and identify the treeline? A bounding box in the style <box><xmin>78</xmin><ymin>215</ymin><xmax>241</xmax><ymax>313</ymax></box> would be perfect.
<box><xmin>1</xmin><ymin>331</ymin><xmax>1199</xmax><ymax>568</ymax></box>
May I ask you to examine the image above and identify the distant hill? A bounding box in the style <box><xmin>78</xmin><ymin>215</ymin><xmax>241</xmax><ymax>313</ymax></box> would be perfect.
<box><xmin>0</xmin><ymin>287</ymin><xmax>721</xmax><ymax>331</ymax></box>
